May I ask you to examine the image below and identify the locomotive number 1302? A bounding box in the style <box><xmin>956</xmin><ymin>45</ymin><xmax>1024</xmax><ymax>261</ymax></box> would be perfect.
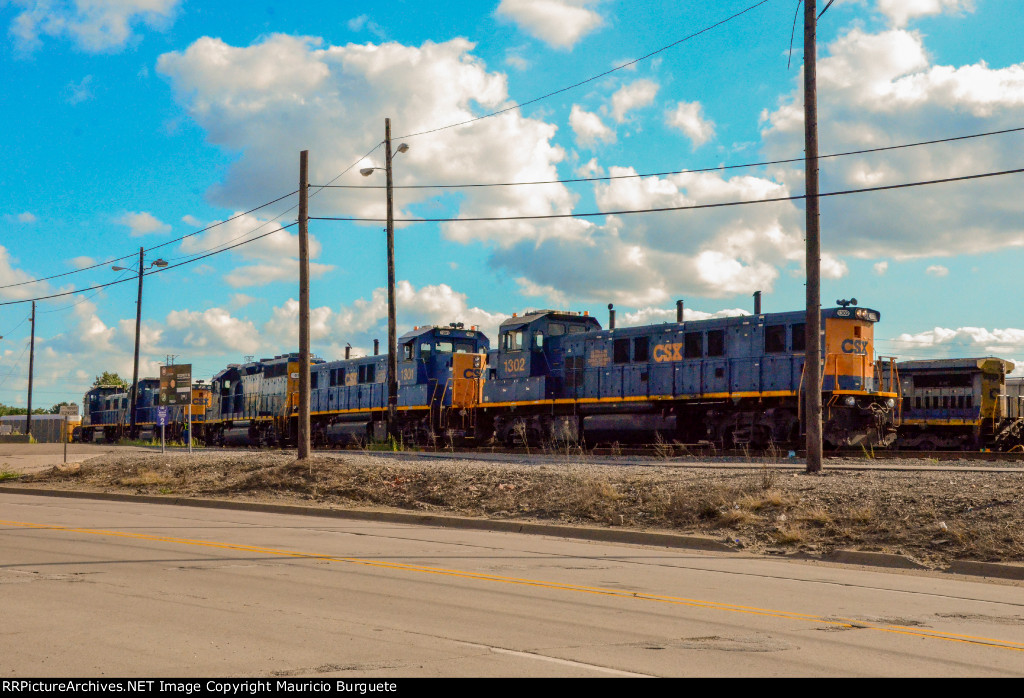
<box><xmin>503</xmin><ymin>358</ymin><xmax>526</xmax><ymax>373</ymax></box>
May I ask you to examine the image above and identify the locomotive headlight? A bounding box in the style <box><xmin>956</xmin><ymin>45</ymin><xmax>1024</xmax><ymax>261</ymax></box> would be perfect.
<box><xmin>886</xmin><ymin>398</ymin><xmax>896</xmax><ymax>408</ymax></box>
<box><xmin>844</xmin><ymin>396</ymin><xmax>856</xmax><ymax>407</ymax></box>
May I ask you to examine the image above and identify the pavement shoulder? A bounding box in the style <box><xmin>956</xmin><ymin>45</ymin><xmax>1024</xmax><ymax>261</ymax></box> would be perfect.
<box><xmin>2</xmin><ymin>484</ymin><xmax>1020</xmax><ymax>580</ymax></box>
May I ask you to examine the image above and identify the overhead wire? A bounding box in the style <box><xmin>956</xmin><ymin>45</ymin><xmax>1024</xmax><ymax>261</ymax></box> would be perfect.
<box><xmin>0</xmin><ymin>189</ymin><xmax>299</xmax><ymax>291</ymax></box>
<box><xmin>395</xmin><ymin>0</ymin><xmax>774</xmax><ymax>140</ymax></box>
<box><xmin>311</xmin><ymin>126</ymin><xmax>1024</xmax><ymax>190</ymax></box>
<box><xmin>309</xmin><ymin>165</ymin><xmax>1024</xmax><ymax>224</ymax></box>
<box><xmin>0</xmin><ymin>222</ymin><xmax>297</xmax><ymax>307</ymax></box>
<box><xmin>0</xmin><ymin>141</ymin><xmax>382</xmax><ymax>308</ymax></box>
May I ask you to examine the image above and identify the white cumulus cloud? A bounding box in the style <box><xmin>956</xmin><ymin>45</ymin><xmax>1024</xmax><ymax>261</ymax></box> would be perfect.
<box><xmin>569</xmin><ymin>105</ymin><xmax>615</xmax><ymax>147</ymax></box>
<box><xmin>876</xmin><ymin>0</ymin><xmax>974</xmax><ymax>28</ymax></box>
<box><xmin>495</xmin><ymin>0</ymin><xmax>603</xmax><ymax>50</ymax></box>
<box><xmin>665</xmin><ymin>101</ymin><xmax>715</xmax><ymax>148</ymax></box>
<box><xmin>610</xmin><ymin>79</ymin><xmax>659</xmax><ymax>123</ymax></box>
<box><xmin>761</xmin><ymin>25</ymin><xmax>1024</xmax><ymax>261</ymax></box>
<box><xmin>116</xmin><ymin>211</ymin><xmax>170</xmax><ymax>236</ymax></box>
<box><xmin>9</xmin><ymin>0</ymin><xmax>179</xmax><ymax>53</ymax></box>
<box><xmin>158</xmin><ymin>34</ymin><xmax>587</xmax><ymax>249</ymax></box>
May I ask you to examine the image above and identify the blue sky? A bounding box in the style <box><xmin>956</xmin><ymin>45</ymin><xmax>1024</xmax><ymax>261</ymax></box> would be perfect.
<box><xmin>3</xmin><ymin>0</ymin><xmax>1024</xmax><ymax>408</ymax></box>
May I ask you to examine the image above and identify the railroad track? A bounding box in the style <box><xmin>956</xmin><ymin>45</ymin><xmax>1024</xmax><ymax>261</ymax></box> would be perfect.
<box><xmin>212</xmin><ymin>442</ymin><xmax>1024</xmax><ymax>462</ymax></box>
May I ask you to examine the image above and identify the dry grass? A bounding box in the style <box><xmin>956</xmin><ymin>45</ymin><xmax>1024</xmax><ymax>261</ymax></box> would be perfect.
<box><xmin>16</xmin><ymin>450</ymin><xmax>1024</xmax><ymax>568</ymax></box>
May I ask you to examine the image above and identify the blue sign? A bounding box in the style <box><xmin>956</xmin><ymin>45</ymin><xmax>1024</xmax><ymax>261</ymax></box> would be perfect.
<box><xmin>156</xmin><ymin>406</ymin><xmax>169</xmax><ymax>427</ymax></box>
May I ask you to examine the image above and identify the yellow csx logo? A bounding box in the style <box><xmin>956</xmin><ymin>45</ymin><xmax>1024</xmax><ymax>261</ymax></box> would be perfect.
<box><xmin>462</xmin><ymin>368</ymin><xmax>482</xmax><ymax>379</ymax></box>
<box><xmin>652</xmin><ymin>343</ymin><xmax>684</xmax><ymax>363</ymax></box>
<box><xmin>842</xmin><ymin>339</ymin><xmax>870</xmax><ymax>355</ymax></box>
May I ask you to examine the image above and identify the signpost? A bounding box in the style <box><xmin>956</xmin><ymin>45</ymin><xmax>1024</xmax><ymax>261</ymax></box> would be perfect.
<box><xmin>156</xmin><ymin>406</ymin><xmax>168</xmax><ymax>454</ymax></box>
<box><xmin>160</xmin><ymin>364</ymin><xmax>193</xmax><ymax>454</ymax></box>
<box><xmin>58</xmin><ymin>404</ymin><xmax>77</xmax><ymax>463</ymax></box>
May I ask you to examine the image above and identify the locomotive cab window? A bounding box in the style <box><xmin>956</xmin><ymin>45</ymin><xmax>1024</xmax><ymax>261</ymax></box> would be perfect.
<box><xmin>310</xmin><ymin>372</ymin><xmax>319</xmax><ymax>390</ymax></box>
<box><xmin>503</xmin><ymin>330</ymin><xmax>524</xmax><ymax>351</ymax></box>
<box><xmin>568</xmin><ymin>325</ymin><xmax>587</xmax><ymax>334</ymax></box>
<box><xmin>455</xmin><ymin>342</ymin><xmax>473</xmax><ymax>353</ymax></box>
<box><xmin>708</xmin><ymin>330</ymin><xmax>725</xmax><ymax>357</ymax></box>
<box><xmin>633</xmin><ymin>336</ymin><xmax>650</xmax><ymax>362</ymax></box>
<box><xmin>614</xmin><ymin>338</ymin><xmax>630</xmax><ymax>364</ymax></box>
<box><xmin>764</xmin><ymin>325</ymin><xmax>786</xmax><ymax>353</ymax></box>
<box><xmin>420</xmin><ymin>342</ymin><xmax>432</xmax><ymax>359</ymax></box>
<box><xmin>684</xmin><ymin>332</ymin><xmax>703</xmax><ymax>358</ymax></box>
<box><xmin>792</xmin><ymin>323</ymin><xmax>806</xmax><ymax>352</ymax></box>
<box><xmin>437</xmin><ymin>341</ymin><xmax>454</xmax><ymax>353</ymax></box>
<box><xmin>548</xmin><ymin>323</ymin><xmax>566</xmax><ymax>336</ymax></box>
<box><xmin>533</xmin><ymin>332</ymin><xmax>544</xmax><ymax>350</ymax></box>
<box><xmin>403</xmin><ymin>343</ymin><xmax>414</xmax><ymax>361</ymax></box>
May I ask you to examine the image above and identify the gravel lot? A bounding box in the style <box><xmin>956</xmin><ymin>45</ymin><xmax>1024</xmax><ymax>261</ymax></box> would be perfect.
<box><xmin>6</xmin><ymin>448</ymin><xmax>1023</xmax><ymax>569</ymax></box>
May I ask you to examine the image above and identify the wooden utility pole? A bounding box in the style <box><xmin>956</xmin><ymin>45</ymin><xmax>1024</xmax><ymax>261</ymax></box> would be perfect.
<box><xmin>297</xmin><ymin>150</ymin><xmax>311</xmax><ymax>459</ymax></box>
<box><xmin>804</xmin><ymin>0</ymin><xmax>823</xmax><ymax>473</ymax></box>
<box><xmin>25</xmin><ymin>300</ymin><xmax>35</xmax><ymax>440</ymax></box>
<box><xmin>385</xmin><ymin>118</ymin><xmax>399</xmax><ymax>440</ymax></box>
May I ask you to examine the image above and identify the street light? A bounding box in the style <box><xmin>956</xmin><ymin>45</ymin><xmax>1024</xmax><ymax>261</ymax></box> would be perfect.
<box><xmin>113</xmin><ymin>249</ymin><xmax>167</xmax><ymax>439</ymax></box>
<box><xmin>361</xmin><ymin>119</ymin><xmax>409</xmax><ymax>440</ymax></box>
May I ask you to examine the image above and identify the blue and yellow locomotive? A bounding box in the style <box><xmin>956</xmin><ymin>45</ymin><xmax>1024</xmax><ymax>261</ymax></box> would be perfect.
<box><xmin>474</xmin><ymin>304</ymin><xmax>898</xmax><ymax>448</ymax></box>
<box><xmin>78</xmin><ymin>379</ymin><xmax>210</xmax><ymax>443</ymax></box>
<box><xmin>203</xmin><ymin>324</ymin><xmax>490</xmax><ymax>447</ymax></box>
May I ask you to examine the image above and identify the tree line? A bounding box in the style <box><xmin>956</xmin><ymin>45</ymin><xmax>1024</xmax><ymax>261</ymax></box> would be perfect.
<box><xmin>0</xmin><ymin>372</ymin><xmax>128</xmax><ymax>417</ymax></box>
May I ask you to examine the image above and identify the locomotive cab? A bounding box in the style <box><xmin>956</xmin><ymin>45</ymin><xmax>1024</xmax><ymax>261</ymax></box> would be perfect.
<box><xmin>487</xmin><ymin>310</ymin><xmax>600</xmax><ymax>388</ymax></box>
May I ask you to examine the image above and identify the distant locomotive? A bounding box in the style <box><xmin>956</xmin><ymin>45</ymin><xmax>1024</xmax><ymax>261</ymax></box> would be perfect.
<box><xmin>203</xmin><ymin>324</ymin><xmax>490</xmax><ymax>447</ymax></box>
<box><xmin>885</xmin><ymin>358</ymin><xmax>1024</xmax><ymax>450</ymax></box>
<box><xmin>78</xmin><ymin>379</ymin><xmax>210</xmax><ymax>443</ymax></box>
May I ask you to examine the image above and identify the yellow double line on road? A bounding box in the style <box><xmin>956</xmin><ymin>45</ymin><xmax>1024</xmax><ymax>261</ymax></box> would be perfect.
<box><xmin>3</xmin><ymin>517</ymin><xmax>1023</xmax><ymax>654</ymax></box>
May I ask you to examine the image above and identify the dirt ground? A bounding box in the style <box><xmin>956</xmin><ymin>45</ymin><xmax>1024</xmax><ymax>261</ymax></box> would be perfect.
<box><xmin>5</xmin><ymin>449</ymin><xmax>1024</xmax><ymax>569</ymax></box>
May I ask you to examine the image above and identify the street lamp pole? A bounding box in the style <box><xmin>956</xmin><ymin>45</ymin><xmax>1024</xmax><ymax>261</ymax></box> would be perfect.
<box><xmin>130</xmin><ymin>246</ymin><xmax>144</xmax><ymax>439</ymax></box>
<box><xmin>362</xmin><ymin>121</ymin><xmax>408</xmax><ymax>442</ymax></box>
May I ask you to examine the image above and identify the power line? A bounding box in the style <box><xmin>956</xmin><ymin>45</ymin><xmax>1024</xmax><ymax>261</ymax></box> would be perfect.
<box><xmin>309</xmin><ymin>165</ymin><xmax>1024</xmax><ymax>224</ymax></box>
<box><xmin>163</xmin><ymin>143</ymin><xmax>384</xmax><ymax>262</ymax></box>
<box><xmin>0</xmin><ymin>340</ymin><xmax>30</xmax><ymax>389</ymax></box>
<box><xmin>0</xmin><ymin>142</ymin><xmax>381</xmax><ymax>309</ymax></box>
<box><xmin>0</xmin><ymin>222</ymin><xmax>297</xmax><ymax>307</ymax></box>
<box><xmin>0</xmin><ymin>189</ymin><xmax>299</xmax><ymax>291</ymax></box>
<box><xmin>395</xmin><ymin>0</ymin><xmax>774</xmax><ymax>140</ymax></box>
<box><xmin>311</xmin><ymin>126</ymin><xmax>1024</xmax><ymax>190</ymax></box>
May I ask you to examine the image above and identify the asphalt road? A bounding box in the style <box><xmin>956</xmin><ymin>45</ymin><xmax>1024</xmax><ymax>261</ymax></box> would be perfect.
<box><xmin>2</xmin><ymin>492</ymin><xmax>1023</xmax><ymax>677</ymax></box>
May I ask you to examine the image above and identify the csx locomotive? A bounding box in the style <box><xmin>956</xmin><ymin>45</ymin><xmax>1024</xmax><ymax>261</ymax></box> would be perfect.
<box><xmin>77</xmin><ymin>379</ymin><xmax>210</xmax><ymax>443</ymax></box>
<box><xmin>78</xmin><ymin>300</ymin><xmax>901</xmax><ymax>449</ymax></box>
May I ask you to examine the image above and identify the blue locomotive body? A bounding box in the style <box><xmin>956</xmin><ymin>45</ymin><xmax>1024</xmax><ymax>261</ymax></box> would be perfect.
<box><xmin>204</xmin><ymin>325</ymin><xmax>490</xmax><ymax>447</ymax></box>
<box><xmin>478</xmin><ymin>306</ymin><xmax>897</xmax><ymax>448</ymax></box>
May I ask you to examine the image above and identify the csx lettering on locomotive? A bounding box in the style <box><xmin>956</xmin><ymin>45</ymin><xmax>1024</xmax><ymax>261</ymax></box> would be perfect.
<box><xmin>652</xmin><ymin>343</ymin><xmax>683</xmax><ymax>362</ymax></box>
<box><xmin>841</xmin><ymin>339</ymin><xmax>869</xmax><ymax>355</ymax></box>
